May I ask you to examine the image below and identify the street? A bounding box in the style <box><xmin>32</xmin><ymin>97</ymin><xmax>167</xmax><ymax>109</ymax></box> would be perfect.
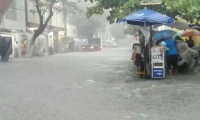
<box><xmin>1</xmin><ymin>48</ymin><xmax>200</xmax><ymax>120</ymax></box>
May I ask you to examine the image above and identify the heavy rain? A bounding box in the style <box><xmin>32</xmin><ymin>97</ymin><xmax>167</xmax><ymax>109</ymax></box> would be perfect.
<box><xmin>1</xmin><ymin>0</ymin><xmax>200</xmax><ymax>120</ymax></box>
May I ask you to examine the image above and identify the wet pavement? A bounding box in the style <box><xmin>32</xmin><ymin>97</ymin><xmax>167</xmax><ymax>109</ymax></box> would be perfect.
<box><xmin>1</xmin><ymin>48</ymin><xmax>200</xmax><ymax>120</ymax></box>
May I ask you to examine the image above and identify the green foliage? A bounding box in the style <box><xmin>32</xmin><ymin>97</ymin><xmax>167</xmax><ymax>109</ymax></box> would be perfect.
<box><xmin>75</xmin><ymin>2</ymin><xmax>107</xmax><ymax>38</ymax></box>
<box><xmin>32</xmin><ymin>0</ymin><xmax>79</xmax><ymax>36</ymax></box>
<box><xmin>59</xmin><ymin>0</ymin><xmax>81</xmax><ymax>13</ymax></box>
<box><xmin>85</xmin><ymin>0</ymin><xmax>200</xmax><ymax>25</ymax></box>
<box><xmin>35</xmin><ymin>0</ymin><xmax>79</xmax><ymax>14</ymax></box>
<box><xmin>76</xmin><ymin>15</ymin><xmax>107</xmax><ymax>38</ymax></box>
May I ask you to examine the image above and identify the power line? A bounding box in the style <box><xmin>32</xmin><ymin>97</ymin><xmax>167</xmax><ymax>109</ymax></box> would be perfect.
<box><xmin>10</xmin><ymin>6</ymin><xmax>25</xmax><ymax>11</ymax></box>
<box><xmin>9</xmin><ymin>6</ymin><xmax>39</xmax><ymax>14</ymax></box>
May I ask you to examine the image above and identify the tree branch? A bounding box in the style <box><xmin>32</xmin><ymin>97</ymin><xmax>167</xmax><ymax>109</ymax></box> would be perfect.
<box><xmin>42</xmin><ymin>7</ymin><xmax>48</xmax><ymax>16</ymax></box>
<box><xmin>35</xmin><ymin>0</ymin><xmax>43</xmax><ymax>24</ymax></box>
<box><xmin>35</xmin><ymin>0</ymin><xmax>42</xmax><ymax>16</ymax></box>
<box><xmin>43</xmin><ymin>0</ymin><xmax>56</xmax><ymax>28</ymax></box>
<box><xmin>34</xmin><ymin>0</ymin><xmax>56</xmax><ymax>38</ymax></box>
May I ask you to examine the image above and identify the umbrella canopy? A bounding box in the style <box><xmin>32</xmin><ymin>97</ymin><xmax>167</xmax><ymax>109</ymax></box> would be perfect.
<box><xmin>176</xmin><ymin>30</ymin><xmax>200</xmax><ymax>37</ymax></box>
<box><xmin>152</xmin><ymin>30</ymin><xmax>176</xmax><ymax>41</ymax></box>
<box><xmin>119</xmin><ymin>8</ymin><xmax>175</xmax><ymax>26</ymax></box>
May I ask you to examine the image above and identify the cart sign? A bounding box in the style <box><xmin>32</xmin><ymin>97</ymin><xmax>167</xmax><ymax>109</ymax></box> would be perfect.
<box><xmin>151</xmin><ymin>46</ymin><xmax>165</xmax><ymax>79</ymax></box>
<box><xmin>152</xmin><ymin>68</ymin><xmax>164</xmax><ymax>78</ymax></box>
<box><xmin>140</xmin><ymin>0</ymin><xmax>162</xmax><ymax>5</ymax></box>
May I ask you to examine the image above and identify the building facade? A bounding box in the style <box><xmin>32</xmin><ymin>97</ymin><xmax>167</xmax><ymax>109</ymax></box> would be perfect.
<box><xmin>26</xmin><ymin>0</ymin><xmax>64</xmax><ymax>54</ymax></box>
<box><xmin>1</xmin><ymin>0</ymin><xmax>26</xmax><ymax>31</ymax></box>
<box><xmin>0</xmin><ymin>0</ymin><xmax>26</xmax><ymax>58</ymax></box>
<box><xmin>0</xmin><ymin>0</ymin><xmax>79</xmax><ymax>57</ymax></box>
<box><xmin>66</xmin><ymin>14</ymin><xmax>77</xmax><ymax>38</ymax></box>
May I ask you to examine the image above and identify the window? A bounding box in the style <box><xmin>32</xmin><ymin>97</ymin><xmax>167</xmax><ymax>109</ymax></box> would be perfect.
<box><xmin>5</xmin><ymin>0</ymin><xmax>17</xmax><ymax>21</ymax></box>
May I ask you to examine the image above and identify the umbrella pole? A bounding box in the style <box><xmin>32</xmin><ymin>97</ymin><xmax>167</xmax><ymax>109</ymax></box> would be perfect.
<box><xmin>149</xmin><ymin>25</ymin><xmax>153</xmax><ymax>78</ymax></box>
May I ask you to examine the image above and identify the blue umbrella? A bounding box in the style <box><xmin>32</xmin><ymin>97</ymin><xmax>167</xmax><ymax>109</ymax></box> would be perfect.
<box><xmin>119</xmin><ymin>8</ymin><xmax>175</xmax><ymax>78</ymax></box>
<box><xmin>119</xmin><ymin>8</ymin><xmax>175</xmax><ymax>26</ymax></box>
<box><xmin>152</xmin><ymin>30</ymin><xmax>176</xmax><ymax>41</ymax></box>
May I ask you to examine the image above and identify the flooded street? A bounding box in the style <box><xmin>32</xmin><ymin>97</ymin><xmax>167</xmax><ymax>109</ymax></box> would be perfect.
<box><xmin>1</xmin><ymin>48</ymin><xmax>200</xmax><ymax>120</ymax></box>
<box><xmin>0</xmin><ymin>0</ymin><xmax>200</xmax><ymax>119</ymax></box>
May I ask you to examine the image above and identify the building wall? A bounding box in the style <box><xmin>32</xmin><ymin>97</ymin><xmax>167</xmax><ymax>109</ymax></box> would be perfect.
<box><xmin>27</xmin><ymin>0</ymin><xmax>40</xmax><ymax>25</ymax></box>
<box><xmin>26</xmin><ymin>0</ymin><xmax>65</xmax><ymax>54</ymax></box>
<box><xmin>49</xmin><ymin>11</ymin><xmax>63</xmax><ymax>28</ymax></box>
<box><xmin>66</xmin><ymin>24</ymin><xmax>77</xmax><ymax>38</ymax></box>
<box><xmin>1</xmin><ymin>0</ymin><xmax>26</xmax><ymax>30</ymax></box>
<box><xmin>27</xmin><ymin>0</ymin><xmax>64</xmax><ymax>28</ymax></box>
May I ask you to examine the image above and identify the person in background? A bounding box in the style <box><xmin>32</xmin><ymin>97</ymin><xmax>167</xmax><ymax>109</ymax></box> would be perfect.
<box><xmin>131</xmin><ymin>44</ymin><xmax>142</xmax><ymax>72</ymax></box>
<box><xmin>14</xmin><ymin>41</ymin><xmax>19</xmax><ymax>58</ymax></box>
<box><xmin>186</xmin><ymin>36</ymin><xmax>194</xmax><ymax>48</ymax></box>
<box><xmin>165</xmin><ymin>37</ymin><xmax>179</xmax><ymax>76</ymax></box>
<box><xmin>21</xmin><ymin>41</ymin><xmax>26</xmax><ymax>57</ymax></box>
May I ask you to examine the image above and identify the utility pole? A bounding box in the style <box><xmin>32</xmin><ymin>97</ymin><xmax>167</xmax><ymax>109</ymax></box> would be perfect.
<box><xmin>63</xmin><ymin>0</ymin><xmax>67</xmax><ymax>44</ymax></box>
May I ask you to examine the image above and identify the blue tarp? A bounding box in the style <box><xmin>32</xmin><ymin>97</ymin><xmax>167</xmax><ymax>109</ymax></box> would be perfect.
<box><xmin>152</xmin><ymin>30</ymin><xmax>176</xmax><ymax>41</ymax></box>
<box><xmin>119</xmin><ymin>8</ymin><xmax>175</xmax><ymax>26</ymax></box>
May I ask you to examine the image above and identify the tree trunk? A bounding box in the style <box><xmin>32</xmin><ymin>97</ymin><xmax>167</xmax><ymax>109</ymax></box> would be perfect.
<box><xmin>27</xmin><ymin>37</ymin><xmax>34</xmax><ymax>58</ymax></box>
<box><xmin>27</xmin><ymin>32</ymin><xmax>39</xmax><ymax>58</ymax></box>
<box><xmin>26</xmin><ymin>0</ymin><xmax>55</xmax><ymax>58</ymax></box>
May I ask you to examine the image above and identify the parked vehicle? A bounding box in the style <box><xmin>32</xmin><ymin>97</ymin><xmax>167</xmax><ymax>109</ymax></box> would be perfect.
<box><xmin>81</xmin><ymin>38</ymin><xmax>102</xmax><ymax>51</ymax></box>
<box><xmin>102</xmin><ymin>41</ymin><xmax>118</xmax><ymax>48</ymax></box>
<box><xmin>0</xmin><ymin>36</ymin><xmax>12</xmax><ymax>61</ymax></box>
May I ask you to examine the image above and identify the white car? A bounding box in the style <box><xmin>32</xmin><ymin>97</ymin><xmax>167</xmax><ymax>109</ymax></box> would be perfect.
<box><xmin>102</xmin><ymin>41</ymin><xmax>118</xmax><ymax>48</ymax></box>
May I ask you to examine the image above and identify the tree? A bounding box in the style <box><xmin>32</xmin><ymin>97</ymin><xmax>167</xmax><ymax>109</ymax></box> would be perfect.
<box><xmin>28</xmin><ymin>0</ymin><xmax>56</xmax><ymax>57</ymax></box>
<box><xmin>110</xmin><ymin>24</ymin><xmax>126</xmax><ymax>40</ymax></box>
<box><xmin>76</xmin><ymin>15</ymin><xmax>107</xmax><ymax>38</ymax></box>
<box><xmin>85</xmin><ymin>0</ymin><xmax>200</xmax><ymax>25</ymax></box>
<box><xmin>28</xmin><ymin>0</ymin><xmax>79</xmax><ymax>57</ymax></box>
<box><xmin>75</xmin><ymin>1</ymin><xmax>107</xmax><ymax>39</ymax></box>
